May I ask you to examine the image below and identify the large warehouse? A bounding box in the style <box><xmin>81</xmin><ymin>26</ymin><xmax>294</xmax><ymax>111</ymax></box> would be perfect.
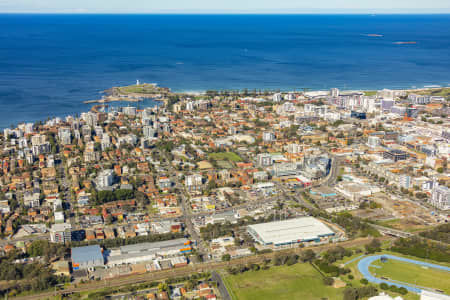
<box><xmin>106</xmin><ymin>238</ymin><xmax>192</xmax><ymax>266</ymax></box>
<box><xmin>248</xmin><ymin>217</ymin><xmax>334</xmax><ymax>247</ymax></box>
<box><xmin>71</xmin><ymin>245</ymin><xmax>104</xmax><ymax>270</ymax></box>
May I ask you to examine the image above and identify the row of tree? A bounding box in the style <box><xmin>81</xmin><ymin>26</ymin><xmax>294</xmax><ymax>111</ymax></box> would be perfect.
<box><xmin>0</xmin><ymin>252</ymin><xmax>69</xmax><ymax>297</ymax></box>
<box><xmin>390</xmin><ymin>236</ymin><xmax>450</xmax><ymax>263</ymax></box>
<box><xmin>331</xmin><ymin>212</ymin><xmax>380</xmax><ymax>238</ymax></box>
<box><xmin>26</xmin><ymin>239</ymin><xmax>69</xmax><ymax>260</ymax></box>
<box><xmin>93</xmin><ymin>189</ymin><xmax>135</xmax><ymax>205</ymax></box>
<box><xmin>343</xmin><ymin>286</ymin><xmax>379</xmax><ymax>300</ymax></box>
<box><xmin>419</xmin><ymin>223</ymin><xmax>450</xmax><ymax>244</ymax></box>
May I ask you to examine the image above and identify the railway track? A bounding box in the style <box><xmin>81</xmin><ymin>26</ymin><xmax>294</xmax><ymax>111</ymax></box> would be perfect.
<box><xmin>14</xmin><ymin>236</ymin><xmax>392</xmax><ymax>299</ymax></box>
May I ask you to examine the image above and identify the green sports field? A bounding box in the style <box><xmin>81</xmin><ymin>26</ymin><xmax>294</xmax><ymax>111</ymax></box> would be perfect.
<box><xmin>224</xmin><ymin>263</ymin><xmax>344</xmax><ymax>300</ymax></box>
<box><xmin>209</xmin><ymin>152</ymin><xmax>243</xmax><ymax>162</ymax></box>
<box><xmin>371</xmin><ymin>259</ymin><xmax>450</xmax><ymax>294</ymax></box>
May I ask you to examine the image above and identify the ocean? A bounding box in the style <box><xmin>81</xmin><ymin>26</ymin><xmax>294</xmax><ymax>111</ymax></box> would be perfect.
<box><xmin>0</xmin><ymin>14</ymin><xmax>449</xmax><ymax>128</ymax></box>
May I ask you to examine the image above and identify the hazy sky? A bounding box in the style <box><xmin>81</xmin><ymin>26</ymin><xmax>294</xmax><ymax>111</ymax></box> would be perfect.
<box><xmin>1</xmin><ymin>0</ymin><xmax>450</xmax><ymax>13</ymax></box>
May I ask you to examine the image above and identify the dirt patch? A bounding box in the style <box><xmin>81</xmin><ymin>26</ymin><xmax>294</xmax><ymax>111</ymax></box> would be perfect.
<box><xmin>333</xmin><ymin>277</ymin><xmax>346</xmax><ymax>288</ymax></box>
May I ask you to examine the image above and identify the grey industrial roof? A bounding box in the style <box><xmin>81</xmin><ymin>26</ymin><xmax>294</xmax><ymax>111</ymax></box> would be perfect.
<box><xmin>248</xmin><ymin>217</ymin><xmax>334</xmax><ymax>245</ymax></box>
<box><xmin>107</xmin><ymin>238</ymin><xmax>190</xmax><ymax>264</ymax></box>
<box><xmin>71</xmin><ymin>245</ymin><xmax>104</xmax><ymax>263</ymax></box>
<box><xmin>120</xmin><ymin>238</ymin><xmax>189</xmax><ymax>254</ymax></box>
<box><xmin>107</xmin><ymin>251</ymin><xmax>156</xmax><ymax>263</ymax></box>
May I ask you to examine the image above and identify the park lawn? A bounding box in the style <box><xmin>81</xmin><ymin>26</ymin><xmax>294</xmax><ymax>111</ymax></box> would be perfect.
<box><xmin>209</xmin><ymin>152</ymin><xmax>243</xmax><ymax>162</ymax></box>
<box><xmin>376</xmin><ymin>219</ymin><xmax>400</xmax><ymax>228</ymax></box>
<box><xmin>378</xmin><ymin>219</ymin><xmax>435</xmax><ymax>233</ymax></box>
<box><xmin>415</xmin><ymin>87</ymin><xmax>450</xmax><ymax>97</ymax></box>
<box><xmin>224</xmin><ymin>263</ymin><xmax>344</xmax><ymax>300</ymax></box>
<box><xmin>335</xmin><ymin>253</ymin><xmax>419</xmax><ymax>300</ymax></box>
<box><xmin>371</xmin><ymin>259</ymin><xmax>450</xmax><ymax>294</ymax></box>
<box><xmin>118</xmin><ymin>83</ymin><xmax>161</xmax><ymax>94</ymax></box>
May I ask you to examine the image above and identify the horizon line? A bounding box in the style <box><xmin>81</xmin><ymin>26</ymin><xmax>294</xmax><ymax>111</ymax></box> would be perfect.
<box><xmin>1</xmin><ymin>10</ymin><xmax>450</xmax><ymax>15</ymax></box>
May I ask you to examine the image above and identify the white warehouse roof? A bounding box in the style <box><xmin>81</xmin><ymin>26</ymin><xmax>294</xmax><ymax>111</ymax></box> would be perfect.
<box><xmin>248</xmin><ymin>217</ymin><xmax>334</xmax><ymax>246</ymax></box>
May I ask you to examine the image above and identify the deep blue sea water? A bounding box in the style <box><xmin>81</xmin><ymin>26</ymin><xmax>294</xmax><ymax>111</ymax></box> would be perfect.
<box><xmin>0</xmin><ymin>14</ymin><xmax>450</xmax><ymax>128</ymax></box>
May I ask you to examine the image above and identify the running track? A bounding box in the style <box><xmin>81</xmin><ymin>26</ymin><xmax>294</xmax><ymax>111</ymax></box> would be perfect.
<box><xmin>357</xmin><ymin>254</ymin><xmax>450</xmax><ymax>294</ymax></box>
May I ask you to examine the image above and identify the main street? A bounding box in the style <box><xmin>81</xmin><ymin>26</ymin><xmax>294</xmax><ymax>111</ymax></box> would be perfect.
<box><xmin>163</xmin><ymin>152</ymin><xmax>207</xmax><ymax>259</ymax></box>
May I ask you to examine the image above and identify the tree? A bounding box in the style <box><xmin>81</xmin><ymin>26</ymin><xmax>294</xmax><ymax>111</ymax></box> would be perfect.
<box><xmin>300</xmin><ymin>249</ymin><xmax>316</xmax><ymax>262</ymax></box>
<box><xmin>250</xmin><ymin>263</ymin><xmax>260</xmax><ymax>271</ymax></box>
<box><xmin>185</xmin><ymin>279</ymin><xmax>197</xmax><ymax>291</ymax></box>
<box><xmin>389</xmin><ymin>285</ymin><xmax>399</xmax><ymax>293</ymax></box>
<box><xmin>222</xmin><ymin>254</ymin><xmax>231</xmax><ymax>262</ymax></box>
<box><xmin>323</xmin><ymin>277</ymin><xmax>334</xmax><ymax>286</ymax></box>
<box><xmin>380</xmin><ymin>283</ymin><xmax>389</xmax><ymax>290</ymax></box>
<box><xmin>357</xmin><ymin>286</ymin><xmax>378</xmax><ymax>298</ymax></box>
<box><xmin>343</xmin><ymin>288</ymin><xmax>358</xmax><ymax>300</ymax></box>
<box><xmin>286</xmin><ymin>255</ymin><xmax>299</xmax><ymax>266</ymax></box>
<box><xmin>158</xmin><ymin>282</ymin><xmax>168</xmax><ymax>292</ymax></box>
<box><xmin>365</xmin><ymin>238</ymin><xmax>381</xmax><ymax>253</ymax></box>
<box><xmin>136</xmin><ymin>191</ymin><xmax>150</xmax><ymax>206</ymax></box>
<box><xmin>207</xmin><ymin>180</ymin><xmax>217</xmax><ymax>190</ymax></box>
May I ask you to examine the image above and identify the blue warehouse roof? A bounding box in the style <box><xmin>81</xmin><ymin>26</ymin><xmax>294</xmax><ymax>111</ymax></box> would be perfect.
<box><xmin>72</xmin><ymin>245</ymin><xmax>103</xmax><ymax>263</ymax></box>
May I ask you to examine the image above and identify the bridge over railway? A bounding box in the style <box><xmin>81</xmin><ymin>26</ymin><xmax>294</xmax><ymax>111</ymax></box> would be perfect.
<box><xmin>370</xmin><ymin>224</ymin><xmax>414</xmax><ymax>238</ymax></box>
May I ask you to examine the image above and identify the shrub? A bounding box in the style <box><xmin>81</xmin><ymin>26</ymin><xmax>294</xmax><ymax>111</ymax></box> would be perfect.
<box><xmin>343</xmin><ymin>287</ymin><xmax>358</xmax><ymax>300</ymax></box>
<box><xmin>357</xmin><ymin>286</ymin><xmax>378</xmax><ymax>298</ymax></box>
<box><xmin>221</xmin><ymin>254</ymin><xmax>231</xmax><ymax>261</ymax></box>
<box><xmin>250</xmin><ymin>264</ymin><xmax>260</xmax><ymax>271</ymax></box>
<box><xmin>323</xmin><ymin>277</ymin><xmax>334</xmax><ymax>286</ymax></box>
<box><xmin>348</xmin><ymin>274</ymin><xmax>354</xmax><ymax>280</ymax></box>
<box><xmin>380</xmin><ymin>283</ymin><xmax>389</xmax><ymax>290</ymax></box>
<box><xmin>389</xmin><ymin>285</ymin><xmax>399</xmax><ymax>293</ymax></box>
<box><xmin>360</xmin><ymin>278</ymin><xmax>368</xmax><ymax>285</ymax></box>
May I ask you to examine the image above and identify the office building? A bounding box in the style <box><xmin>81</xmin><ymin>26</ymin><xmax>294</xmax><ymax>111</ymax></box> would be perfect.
<box><xmin>97</xmin><ymin>169</ymin><xmax>115</xmax><ymax>188</ymax></box>
<box><xmin>430</xmin><ymin>185</ymin><xmax>450</xmax><ymax>211</ymax></box>
<box><xmin>50</xmin><ymin>223</ymin><xmax>72</xmax><ymax>244</ymax></box>
<box><xmin>383</xmin><ymin>149</ymin><xmax>408</xmax><ymax>162</ymax></box>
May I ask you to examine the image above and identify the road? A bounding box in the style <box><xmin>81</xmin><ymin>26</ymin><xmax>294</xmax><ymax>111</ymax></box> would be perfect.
<box><xmin>163</xmin><ymin>152</ymin><xmax>207</xmax><ymax>258</ymax></box>
<box><xmin>109</xmin><ymin>283</ymin><xmax>184</xmax><ymax>300</ymax></box>
<box><xmin>59</xmin><ymin>163</ymin><xmax>77</xmax><ymax>230</ymax></box>
<box><xmin>13</xmin><ymin>236</ymin><xmax>392</xmax><ymax>300</ymax></box>
<box><xmin>211</xmin><ymin>271</ymin><xmax>232</xmax><ymax>300</ymax></box>
<box><xmin>0</xmin><ymin>233</ymin><xmax>49</xmax><ymax>247</ymax></box>
<box><xmin>323</xmin><ymin>154</ymin><xmax>344</xmax><ymax>186</ymax></box>
<box><xmin>273</xmin><ymin>154</ymin><xmax>343</xmax><ymax>211</ymax></box>
<box><xmin>370</xmin><ymin>224</ymin><xmax>414</xmax><ymax>238</ymax></box>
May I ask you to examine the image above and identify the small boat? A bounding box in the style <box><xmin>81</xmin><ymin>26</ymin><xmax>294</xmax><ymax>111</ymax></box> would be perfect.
<box><xmin>393</xmin><ymin>41</ymin><xmax>417</xmax><ymax>45</ymax></box>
